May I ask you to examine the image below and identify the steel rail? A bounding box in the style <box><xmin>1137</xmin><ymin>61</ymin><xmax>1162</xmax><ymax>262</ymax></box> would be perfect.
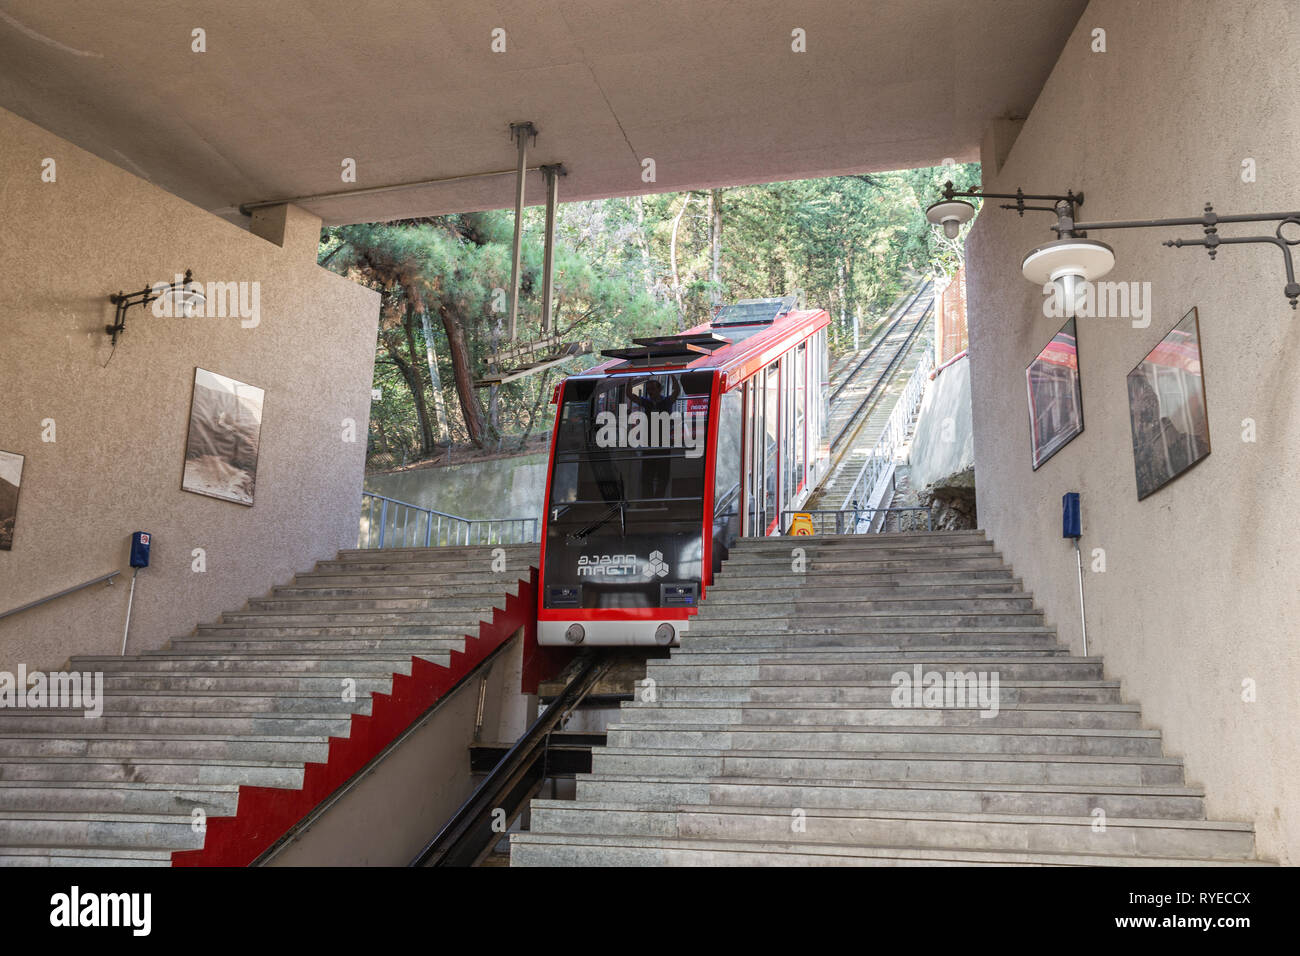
<box><xmin>830</xmin><ymin>295</ymin><xmax>932</xmax><ymax>453</ymax></box>
<box><xmin>828</xmin><ymin>279</ymin><xmax>931</xmax><ymax>405</ymax></box>
<box><xmin>410</xmin><ymin>652</ymin><xmax>610</xmax><ymax>867</ymax></box>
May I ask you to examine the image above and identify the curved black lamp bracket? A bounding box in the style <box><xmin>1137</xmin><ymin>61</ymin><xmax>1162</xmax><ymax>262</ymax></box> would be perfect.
<box><xmin>939</xmin><ymin>181</ymin><xmax>1300</xmax><ymax>308</ymax></box>
<box><xmin>106</xmin><ymin>269</ymin><xmax>196</xmax><ymax>345</ymax></box>
<box><xmin>939</xmin><ymin>180</ymin><xmax>1084</xmax><ymax>219</ymax></box>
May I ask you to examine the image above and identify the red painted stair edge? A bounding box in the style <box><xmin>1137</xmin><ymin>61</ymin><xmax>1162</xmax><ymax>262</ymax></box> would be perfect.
<box><xmin>171</xmin><ymin>566</ymin><xmax>540</xmax><ymax>867</ymax></box>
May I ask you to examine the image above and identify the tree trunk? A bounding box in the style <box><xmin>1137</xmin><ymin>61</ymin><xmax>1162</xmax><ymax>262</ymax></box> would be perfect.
<box><xmin>517</xmin><ymin>369</ymin><xmax>552</xmax><ymax>449</ymax></box>
<box><xmin>633</xmin><ymin>196</ymin><xmax>655</xmax><ymax>295</ymax></box>
<box><xmin>400</xmin><ymin>311</ymin><xmax>437</xmax><ymax>456</ymax></box>
<box><xmin>439</xmin><ymin>302</ymin><xmax>488</xmax><ymax>447</ymax></box>
<box><xmin>669</xmin><ymin>192</ymin><xmax>693</xmax><ymax>326</ymax></box>
<box><xmin>837</xmin><ymin>259</ymin><xmax>848</xmax><ymax>342</ymax></box>
<box><xmin>403</xmin><ymin>286</ymin><xmax>449</xmax><ymax>443</ymax></box>
<box><xmin>709</xmin><ymin>189</ymin><xmax>722</xmax><ymax>305</ymax></box>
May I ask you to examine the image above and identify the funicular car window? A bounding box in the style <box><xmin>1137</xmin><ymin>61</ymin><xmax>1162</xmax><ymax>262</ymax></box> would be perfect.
<box><xmin>544</xmin><ymin>371</ymin><xmax>714</xmax><ymax>608</ymax></box>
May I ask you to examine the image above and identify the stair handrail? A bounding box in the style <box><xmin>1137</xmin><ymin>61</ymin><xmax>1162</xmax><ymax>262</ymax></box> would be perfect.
<box><xmin>839</xmin><ymin>347</ymin><xmax>936</xmax><ymax>512</ymax></box>
<box><xmin>360</xmin><ymin>492</ymin><xmax>539</xmax><ymax>547</ymax></box>
<box><xmin>0</xmin><ymin>570</ymin><xmax>121</xmax><ymax>621</ymax></box>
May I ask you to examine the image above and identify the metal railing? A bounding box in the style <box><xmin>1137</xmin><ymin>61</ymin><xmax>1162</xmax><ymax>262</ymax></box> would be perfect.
<box><xmin>359</xmin><ymin>492</ymin><xmax>539</xmax><ymax>548</ymax></box>
<box><xmin>0</xmin><ymin>570</ymin><xmax>120</xmax><ymax>622</ymax></box>
<box><xmin>782</xmin><ymin>507</ymin><xmax>932</xmax><ymax>535</ymax></box>
<box><xmin>839</xmin><ymin>348</ymin><xmax>936</xmax><ymax>512</ymax></box>
<box><xmin>411</xmin><ymin>653</ymin><xmax>611</xmax><ymax>867</ymax></box>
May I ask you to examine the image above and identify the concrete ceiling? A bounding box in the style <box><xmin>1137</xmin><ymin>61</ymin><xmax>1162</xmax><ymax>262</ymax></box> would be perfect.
<box><xmin>0</xmin><ymin>0</ymin><xmax>1086</xmax><ymax>226</ymax></box>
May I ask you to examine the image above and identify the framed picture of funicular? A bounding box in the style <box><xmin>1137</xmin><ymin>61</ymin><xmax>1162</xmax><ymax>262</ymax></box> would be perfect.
<box><xmin>1026</xmin><ymin>317</ymin><xmax>1085</xmax><ymax>470</ymax></box>
<box><xmin>1126</xmin><ymin>307</ymin><xmax>1211</xmax><ymax>500</ymax></box>
<box><xmin>181</xmin><ymin>368</ymin><xmax>265</xmax><ymax>506</ymax></box>
<box><xmin>0</xmin><ymin>449</ymin><xmax>23</xmax><ymax>551</ymax></box>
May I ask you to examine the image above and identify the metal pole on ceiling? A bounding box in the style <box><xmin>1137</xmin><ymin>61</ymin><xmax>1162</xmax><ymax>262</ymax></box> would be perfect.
<box><xmin>540</xmin><ymin>164</ymin><xmax>564</xmax><ymax>335</ymax></box>
<box><xmin>507</xmin><ymin>122</ymin><xmax>537</xmax><ymax>343</ymax></box>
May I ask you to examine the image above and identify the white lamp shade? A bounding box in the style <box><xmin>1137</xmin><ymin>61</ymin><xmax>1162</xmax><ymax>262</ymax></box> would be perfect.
<box><xmin>925</xmin><ymin>199</ymin><xmax>976</xmax><ymax>230</ymax></box>
<box><xmin>161</xmin><ymin>278</ymin><xmax>206</xmax><ymax>316</ymax></box>
<box><xmin>1021</xmin><ymin>238</ymin><xmax>1115</xmax><ymax>285</ymax></box>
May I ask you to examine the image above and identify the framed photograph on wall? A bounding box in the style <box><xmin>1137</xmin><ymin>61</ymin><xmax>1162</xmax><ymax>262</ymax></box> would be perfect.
<box><xmin>1127</xmin><ymin>307</ymin><xmax>1211</xmax><ymax>500</ymax></box>
<box><xmin>0</xmin><ymin>449</ymin><xmax>24</xmax><ymax>551</ymax></box>
<box><xmin>1025</xmin><ymin>317</ymin><xmax>1084</xmax><ymax>470</ymax></box>
<box><xmin>182</xmin><ymin>368</ymin><xmax>265</xmax><ymax>506</ymax></box>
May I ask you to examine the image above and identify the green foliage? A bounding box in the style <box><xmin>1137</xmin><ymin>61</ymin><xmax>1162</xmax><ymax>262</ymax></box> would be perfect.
<box><xmin>319</xmin><ymin>163</ymin><xmax>978</xmax><ymax>466</ymax></box>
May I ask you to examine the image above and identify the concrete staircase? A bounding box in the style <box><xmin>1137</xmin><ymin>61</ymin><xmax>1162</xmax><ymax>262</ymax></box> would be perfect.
<box><xmin>512</xmin><ymin>532</ymin><xmax>1264</xmax><ymax>866</ymax></box>
<box><xmin>0</xmin><ymin>544</ymin><xmax>536</xmax><ymax>866</ymax></box>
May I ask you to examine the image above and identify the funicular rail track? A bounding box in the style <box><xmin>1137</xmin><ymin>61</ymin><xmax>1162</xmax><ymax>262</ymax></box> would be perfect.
<box><xmin>410</xmin><ymin>653</ymin><xmax>611</xmax><ymax>867</ymax></box>
<box><xmin>828</xmin><ymin>279</ymin><xmax>931</xmax><ymax>406</ymax></box>
<box><xmin>824</xmin><ymin>284</ymin><xmax>933</xmax><ymax>479</ymax></box>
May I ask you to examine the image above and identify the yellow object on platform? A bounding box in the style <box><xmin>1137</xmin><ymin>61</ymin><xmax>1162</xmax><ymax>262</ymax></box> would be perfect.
<box><xmin>787</xmin><ymin>513</ymin><xmax>815</xmax><ymax>536</ymax></box>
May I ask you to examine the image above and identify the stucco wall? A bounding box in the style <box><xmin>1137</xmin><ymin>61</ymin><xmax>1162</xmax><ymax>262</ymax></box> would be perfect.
<box><xmin>965</xmin><ymin>0</ymin><xmax>1299</xmax><ymax>862</ymax></box>
<box><xmin>0</xmin><ymin>106</ymin><xmax>379</xmax><ymax>669</ymax></box>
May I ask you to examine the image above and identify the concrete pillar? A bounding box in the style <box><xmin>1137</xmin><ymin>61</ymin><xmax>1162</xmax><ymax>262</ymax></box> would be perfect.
<box><xmin>249</xmin><ymin>203</ymin><xmax>323</xmax><ymax>261</ymax></box>
<box><xmin>980</xmin><ymin>118</ymin><xmax>1025</xmax><ymax>184</ymax></box>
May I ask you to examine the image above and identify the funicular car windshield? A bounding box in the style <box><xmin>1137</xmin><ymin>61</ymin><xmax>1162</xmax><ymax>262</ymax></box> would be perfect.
<box><xmin>543</xmin><ymin>370</ymin><xmax>713</xmax><ymax>608</ymax></box>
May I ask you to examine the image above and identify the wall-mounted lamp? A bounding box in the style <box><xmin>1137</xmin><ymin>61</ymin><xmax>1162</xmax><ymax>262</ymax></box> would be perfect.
<box><xmin>106</xmin><ymin>269</ymin><xmax>205</xmax><ymax>345</ymax></box>
<box><xmin>928</xmin><ymin>181</ymin><xmax>1300</xmax><ymax>309</ymax></box>
<box><xmin>925</xmin><ymin>198</ymin><xmax>977</xmax><ymax>239</ymax></box>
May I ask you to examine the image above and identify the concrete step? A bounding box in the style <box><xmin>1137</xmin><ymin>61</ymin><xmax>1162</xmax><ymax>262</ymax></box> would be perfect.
<box><xmin>602</xmin><ymin>724</ymin><xmax>1166</xmax><ymax>757</ymax></box>
<box><xmin>723</xmin><ymin>555</ymin><xmax>1006</xmax><ymax>572</ymax></box>
<box><xmin>573</xmin><ymin>774</ymin><xmax>1206</xmax><ymax>819</ymax></box>
<box><xmin>732</xmin><ymin>531</ymin><xmax>989</xmax><ymax>550</ymax></box>
<box><xmin>217</xmin><ymin>609</ymin><xmax>494</xmax><ymax>626</ymax></box>
<box><xmin>0</xmin><ymin>755</ymin><xmax>307</xmax><ymax>788</ymax></box>
<box><xmin>335</xmin><ymin>544</ymin><xmax>536</xmax><ymax>561</ymax></box>
<box><xmin>272</xmin><ymin>583</ymin><xmax>518</xmax><ymax>599</ymax></box>
<box><xmin>98</xmin><ymin>674</ymin><xmax>395</xmax><ymax>694</ymax></box>
<box><xmin>680</xmin><ymin>631</ymin><xmax>1059</xmax><ymax>650</ymax></box>
<box><xmin>647</xmin><ymin>657</ymin><xmax>1104</xmax><ymax>682</ymax></box>
<box><xmin>48</xmin><ymin>691</ymin><xmax>374</xmax><ymax>715</ymax></box>
<box><xmin>702</xmin><ymin>582</ymin><xmax>1025</xmax><ymax>601</ymax></box>
<box><xmin>0</xmin><ymin>710</ymin><xmax>355</xmax><ymax>735</ymax></box>
<box><xmin>588</xmin><ymin>747</ymin><xmax>1187</xmax><ymax>787</ymax></box>
<box><xmin>509</xmin><ymin>832</ymin><xmax>1267</xmax><ymax>867</ymax></box>
<box><xmin>723</xmin><ymin>546</ymin><xmax>998</xmax><ymax>564</ymax></box>
<box><xmin>73</xmin><ymin>656</ymin><xmax>435</xmax><ymax>674</ymax></box>
<box><xmin>695</xmin><ymin>595</ymin><xmax>1038</xmax><ymax>615</ymax></box>
<box><xmin>0</xmin><ymin>810</ymin><xmax>208</xmax><ymax>851</ymax></box>
<box><xmin>515</xmin><ymin>529</ymin><xmax>1262</xmax><ymax>867</ymax></box>
<box><xmin>245</xmin><ymin>596</ymin><xmax>506</xmax><ymax>613</ymax></box>
<box><xmin>0</xmin><ymin>781</ymin><xmax>240</xmax><ymax>815</ymax></box>
<box><xmin>0</xmin><ymin>845</ymin><xmax>175</xmax><ymax>867</ymax></box>
<box><xmin>619</xmin><ymin>701</ymin><xmax>1144</xmax><ymax>729</ymax></box>
<box><xmin>648</xmin><ymin>680</ymin><xmax>1125</xmax><ymax>705</ymax></box>
<box><xmin>317</xmin><ymin>558</ymin><xmax>528</xmax><ymax>573</ymax></box>
<box><xmin>705</xmin><ymin>569</ymin><xmax>1016</xmax><ymax>587</ymax></box>
<box><xmin>298</xmin><ymin>569</ymin><xmax>532</xmax><ymax>586</ymax></box>
<box><xmin>0</xmin><ymin>543</ymin><xmax>536</xmax><ymax>867</ymax></box>
<box><xmin>0</xmin><ymin>732</ymin><xmax>331</xmax><ymax>763</ymax></box>
<box><xmin>164</xmin><ymin>638</ymin><xmax>463</xmax><ymax>655</ymax></box>
<box><xmin>195</xmin><ymin>622</ymin><xmax>473</xmax><ymax>637</ymax></box>
<box><xmin>527</xmin><ymin>800</ymin><xmax>1256</xmax><ymax>860</ymax></box>
<box><xmin>689</xmin><ymin>611</ymin><xmax>1047</xmax><ymax>631</ymax></box>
